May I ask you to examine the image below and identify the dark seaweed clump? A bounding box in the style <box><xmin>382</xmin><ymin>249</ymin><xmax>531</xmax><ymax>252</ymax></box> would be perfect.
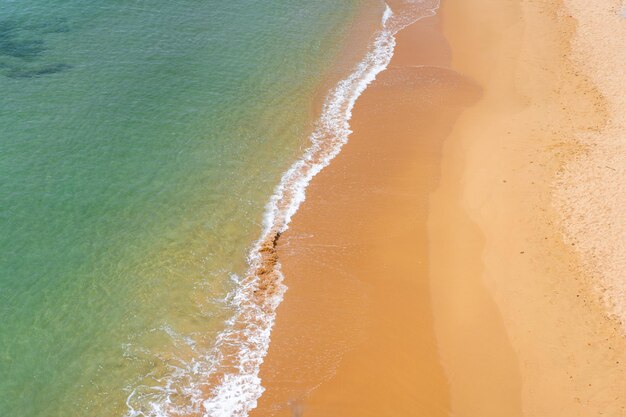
<box><xmin>0</xmin><ymin>18</ymin><xmax>72</xmax><ymax>79</ymax></box>
<box><xmin>4</xmin><ymin>62</ymin><xmax>72</xmax><ymax>79</ymax></box>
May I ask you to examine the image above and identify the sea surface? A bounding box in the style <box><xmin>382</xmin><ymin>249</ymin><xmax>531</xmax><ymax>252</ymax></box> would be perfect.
<box><xmin>0</xmin><ymin>1</ymin><xmax>369</xmax><ymax>416</ymax></box>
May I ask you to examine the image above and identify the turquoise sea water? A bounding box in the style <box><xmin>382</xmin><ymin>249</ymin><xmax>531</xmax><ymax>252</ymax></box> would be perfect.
<box><xmin>0</xmin><ymin>1</ymin><xmax>368</xmax><ymax>415</ymax></box>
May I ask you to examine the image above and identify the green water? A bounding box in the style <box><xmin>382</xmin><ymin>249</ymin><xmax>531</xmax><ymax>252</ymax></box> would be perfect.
<box><xmin>0</xmin><ymin>1</ymin><xmax>365</xmax><ymax>415</ymax></box>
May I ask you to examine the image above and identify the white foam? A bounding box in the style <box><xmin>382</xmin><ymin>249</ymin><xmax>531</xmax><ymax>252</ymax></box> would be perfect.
<box><xmin>124</xmin><ymin>2</ymin><xmax>440</xmax><ymax>416</ymax></box>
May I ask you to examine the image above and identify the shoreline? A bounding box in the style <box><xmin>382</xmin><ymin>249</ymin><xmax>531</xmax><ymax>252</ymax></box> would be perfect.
<box><xmin>247</xmin><ymin>0</ymin><xmax>626</xmax><ymax>415</ymax></box>
<box><xmin>250</xmin><ymin>4</ymin><xmax>463</xmax><ymax>416</ymax></box>
<box><xmin>200</xmin><ymin>2</ymin><xmax>440</xmax><ymax>415</ymax></box>
<box><xmin>249</xmin><ymin>3</ymin><xmax>454</xmax><ymax>416</ymax></box>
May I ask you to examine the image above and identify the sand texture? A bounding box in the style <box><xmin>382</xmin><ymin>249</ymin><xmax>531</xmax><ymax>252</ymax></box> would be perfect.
<box><xmin>553</xmin><ymin>0</ymin><xmax>626</xmax><ymax>328</ymax></box>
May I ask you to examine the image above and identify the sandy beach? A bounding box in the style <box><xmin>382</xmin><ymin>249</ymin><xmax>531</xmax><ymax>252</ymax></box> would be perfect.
<box><xmin>250</xmin><ymin>0</ymin><xmax>626</xmax><ymax>415</ymax></box>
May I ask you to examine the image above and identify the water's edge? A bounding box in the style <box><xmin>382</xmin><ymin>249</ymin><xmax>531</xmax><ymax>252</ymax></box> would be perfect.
<box><xmin>125</xmin><ymin>2</ymin><xmax>440</xmax><ymax>416</ymax></box>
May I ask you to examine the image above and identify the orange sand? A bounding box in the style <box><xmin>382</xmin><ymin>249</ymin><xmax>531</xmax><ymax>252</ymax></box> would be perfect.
<box><xmin>249</xmin><ymin>0</ymin><xmax>626</xmax><ymax>416</ymax></box>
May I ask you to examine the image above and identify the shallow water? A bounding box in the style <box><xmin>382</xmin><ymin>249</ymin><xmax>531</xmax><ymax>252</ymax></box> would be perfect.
<box><xmin>0</xmin><ymin>1</ymin><xmax>364</xmax><ymax>415</ymax></box>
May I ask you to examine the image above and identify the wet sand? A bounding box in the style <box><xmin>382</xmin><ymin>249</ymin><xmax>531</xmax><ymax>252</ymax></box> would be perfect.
<box><xmin>250</xmin><ymin>11</ymin><xmax>465</xmax><ymax>416</ymax></box>
<box><xmin>249</xmin><ymin>0</ymin><xmax>626</xmax><ymax>416</ymax></box>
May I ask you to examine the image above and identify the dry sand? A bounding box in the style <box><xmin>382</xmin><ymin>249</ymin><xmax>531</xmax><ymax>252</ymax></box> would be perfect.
<box><xmin>433</xmin><ymin>0</ymin><xmax>626</xmax><ymax>415</ymax></box>
<box><xmin>249</xmin><ymin>0</ymin><xmax>626</xmax><ymax>416</ymax></box>
<box><xmin>553</xmin><ymin>0</ymin><xmax>626</xmax><ymax>329</ymax></box>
